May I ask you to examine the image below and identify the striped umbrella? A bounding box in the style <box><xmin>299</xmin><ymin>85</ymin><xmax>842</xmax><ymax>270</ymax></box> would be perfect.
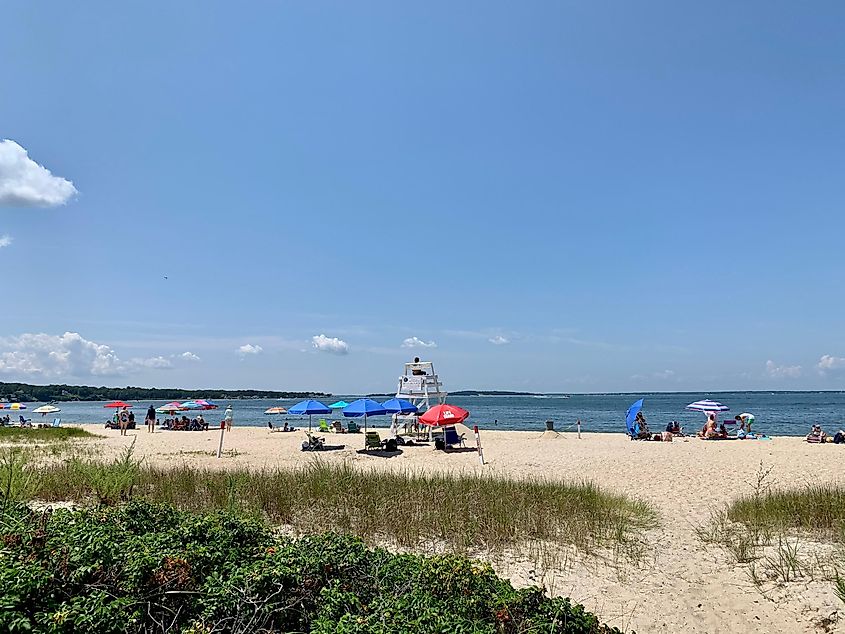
<box><xmin>156</xmin><ymin>402</ymin><xmax>182</xmax><ymax>414</ymax></box>
<box><xmin>685</xmin><ymin>399</ymin><xmax>730</xmax><ymax>413</ymax></box>
<box><xmin>264</xmin><ymin>407</ymin><xmax>287</xmax><ymax>415</ymax></box>
<box><xmin>0</xmin><ymin>403</ymin><xmax>26</xmax><ymax>410</ymax></box>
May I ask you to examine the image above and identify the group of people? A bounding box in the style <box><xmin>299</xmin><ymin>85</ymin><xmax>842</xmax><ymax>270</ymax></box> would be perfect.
<box><xmin>806</xmin><ymin>424</ymin><xmax>845</xmax><ymax>444</ymax></box>
<box><xmin>632</xmin><ymin>412</ymin><xmax>684</xmax><ymax>441</ymax></box>
<box><xmin>632</xmin><ymin>411</ymin><xmax>759</xmax><ymax>441</ymax></box>
<box><xmin>107</xmin><ymin>404</ymin><xmax>235</xmax><ymax>434</ymax></box>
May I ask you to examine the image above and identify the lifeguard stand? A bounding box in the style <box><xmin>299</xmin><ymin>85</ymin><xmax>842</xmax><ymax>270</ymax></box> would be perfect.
<box><xmin>395</xmin><ymin>360</ymin><xmax>447</xmax><ymax>414</ymax></box>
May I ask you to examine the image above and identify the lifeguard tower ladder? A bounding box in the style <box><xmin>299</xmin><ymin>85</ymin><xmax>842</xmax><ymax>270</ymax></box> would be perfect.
<box><xmin>395</xmin><ymin>360</ymin><xmax>447</xmax><ymax>414</ymax></box>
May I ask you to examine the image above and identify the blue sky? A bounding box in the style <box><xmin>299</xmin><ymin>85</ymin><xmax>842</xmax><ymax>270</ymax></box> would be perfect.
<box><xmin>1</xmin><ymin>1</ymin><xmax>844</xmax><ymax>393</ymax></box>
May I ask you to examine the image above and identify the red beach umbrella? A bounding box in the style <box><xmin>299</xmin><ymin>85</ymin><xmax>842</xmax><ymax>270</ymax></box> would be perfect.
<box><xmin>104</xmin><ymin>401</ymin><xmax>133</xmax><ymax>409</ymax></box>
<box><xmin>419</xmin><ymin>404</ymin><xmax>470</xmax><ymax>427</ymax></box>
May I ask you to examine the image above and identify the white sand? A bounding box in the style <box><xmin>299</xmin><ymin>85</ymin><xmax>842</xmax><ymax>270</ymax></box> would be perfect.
<box><xmin>74</xmin><ymin>423</ymin><xmax>844</xmax><ymax>633</ymax></box>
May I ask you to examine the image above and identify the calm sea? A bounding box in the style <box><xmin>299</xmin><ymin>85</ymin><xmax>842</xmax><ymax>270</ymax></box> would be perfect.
<box><xmin>18</xmin><ymin>392</ymin><xmax>845</xmax><ymax>437</ymax></box>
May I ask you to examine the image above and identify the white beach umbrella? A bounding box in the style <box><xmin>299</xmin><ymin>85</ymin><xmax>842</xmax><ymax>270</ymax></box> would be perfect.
<box><xmin>685</xmin><ymin>399</ymin><xmax>730</xmax><ymax>413</ymax></box>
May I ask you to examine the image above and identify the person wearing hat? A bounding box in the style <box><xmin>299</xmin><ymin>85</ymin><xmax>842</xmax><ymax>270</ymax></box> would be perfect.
<box><xmin>806</xmin><ymin>424</ymin><xmax>827</xmax><ymax>444</ymax></box>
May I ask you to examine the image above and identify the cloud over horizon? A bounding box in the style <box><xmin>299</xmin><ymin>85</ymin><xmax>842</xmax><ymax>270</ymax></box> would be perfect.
<box><xmin>817</xmin><ymin>354</ymin><xmax>845</xmax><ymax>375</ymax></box>
<box><xmin>488</xmin><ymin>336</ymin><xmax>510</xmax><ymax>345</ymax></box>
<box><xmin>237</xmin><ymin>344</ymin><xmax>263</xmax><ymax>356</ymax></box>
<box><xmin>180</xmin><ymin>351</ymin><xmax>201</xmax><ymax>362</ymax></box>
<box><xmin>765</xmin><ymin>360</ymin><xmax>802</xmax><ymax>378</ymax></box>
<box><xmin>401</xmin><ymin>336</ymin><xmax>437</xmax><ymax>349</ymax></box>
<box><xmin>0</xmin><ymin>140</ymin><xmax>77</xmax><ymax>207</ymax></box>
<box><xmin>0</xmin><ymin>332</ymin><xmax>171</xmax><ymax>378</ymax></box>
<box><xmin>312</xmin><ymin>334</ymin><xmax>349</xmax><ymax>355</ymax></box>
<box><xmin>0</xmin><ymin>235</ymin><xmax>11</xmax><ymax>248</ymax></box>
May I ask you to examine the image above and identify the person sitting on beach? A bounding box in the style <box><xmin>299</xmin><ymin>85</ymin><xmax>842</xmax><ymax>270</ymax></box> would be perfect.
<box><xmin>634</xmin><ymin>411</ymin><xmax>651</xmax><ymax>439</ymax></box>
<box><xmin>665</xmin><ymin>421</ymin><xmax>682</xmax><ymax>436</ymax></box>
<box><xmin>698</xmin><ymin>413</ymin><xmax>720</xmax><ymax>439</ymax></box>
<box><xmin>833</xmin><ymin>430</ymin><xmax>845</xmax><ymax>444</ymax></box>
<box><xmin>283</xmin><ymin>421</ymin><xmax>289</xmax><ymax>432</ymax></box>
<box><xmin>806</xmin><ymin>424</ymin><xmax>827</xmax><ymax>443</ymax></box>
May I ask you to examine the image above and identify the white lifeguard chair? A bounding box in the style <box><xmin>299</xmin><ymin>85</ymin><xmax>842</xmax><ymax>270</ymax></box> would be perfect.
<box><xmin>396</xmin><ymin>360</ymin><xmax>448</xmax><ymax>413</ymax></box>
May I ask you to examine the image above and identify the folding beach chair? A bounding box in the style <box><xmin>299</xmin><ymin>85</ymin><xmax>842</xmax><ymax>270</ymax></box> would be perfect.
<box><xmin>318</xmin><ymin>419</ymin><xmax>331</xmax><ymax>433</ymax></box>
<box><xmin>51</xmin><ymin>418</ymin><xmax>62</xmax><ymax>428</ymax></box>
<box><xmin>364</xmin><ymin>431</ymin><xmax>382</xmax><ymax>450</ymax></box>
<box><xmin>346</xmin><ymin>421</ymin><xmax>360</xmax><ymax>433</ymax></box>
<box><xmin>444</xmin><ymin>427</ymin><xmax>465</xmax><ymax>448</ymax></box>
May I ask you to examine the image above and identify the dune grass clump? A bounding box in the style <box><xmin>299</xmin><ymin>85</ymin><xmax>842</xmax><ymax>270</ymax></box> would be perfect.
<box><xmin>0</xmin><ymin>426</ymin><xmax>94</xmax><ymax>443</ymax></box>
<box><xmin>727</xmin><ymin>485</ymin><xmax>845</xmax><ymax>543</ymax></box>
<box><xmin>23</xmin><ymin>452</ymin><xmax>655</xmax><ymax>559</ymax></box>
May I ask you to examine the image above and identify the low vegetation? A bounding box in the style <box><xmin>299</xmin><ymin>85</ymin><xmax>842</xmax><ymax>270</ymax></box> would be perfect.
<box><xmin>727</xmin><ymin>484</ymin><xmax>845</xmax><ymax>543</ymax></box>
<box><xmin>0</xmin><ymin>443</ymin><xmax>634</xmax><ymax>633</ymax></box>
<box><xmin>0</xmin><ymin>427</ymin><xmax>95</xmax><ymax>443</ymax></box>
<box><xmin>11</xmin><ymin>448</ymin><xmax>655</xmax><ymax>561</ymax></box>
<box><xmin>0</xmin><ymin>501</ymin><xmax>622</xmax><ymax>633</ymax></box>
<box><xmin>697</xmin><ymin>465</ymin><xmax>845</xmax><ymax>599</ymax></box>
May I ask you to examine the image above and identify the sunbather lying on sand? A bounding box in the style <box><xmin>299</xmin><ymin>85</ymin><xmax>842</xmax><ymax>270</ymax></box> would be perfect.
<box><xmin>806</xmin><ymin>425</ymin><xmax>827</xmax><ymax>443</ymax></box>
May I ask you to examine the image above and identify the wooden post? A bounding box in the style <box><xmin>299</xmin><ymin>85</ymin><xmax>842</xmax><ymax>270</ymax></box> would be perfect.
<box><xmin>577</xmin><ymin>419</ymin><xmax>581</xmax><ymax>439</ymax></box>
<box><xmin>216</xmin><ymin>421</ymin><xmax>226</xmax><ymax>458</ymax></box>
<box><xmin>474</xmin><ymin>425</ymin><xmax>485</xmax><ymax>465</ymax></box>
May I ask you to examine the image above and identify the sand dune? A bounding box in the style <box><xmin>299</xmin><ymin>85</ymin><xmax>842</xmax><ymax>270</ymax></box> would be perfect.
<box><xmin>75</xmin><ymin>424</ymin><xmax>844</xmax><ymax>633</ymax></box>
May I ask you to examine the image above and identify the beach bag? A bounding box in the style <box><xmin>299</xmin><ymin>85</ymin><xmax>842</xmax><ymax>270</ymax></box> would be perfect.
<box><xmin>833</xmin><ymin>431</ymin><xmax>845</xmax><ymax>444</ymax></box>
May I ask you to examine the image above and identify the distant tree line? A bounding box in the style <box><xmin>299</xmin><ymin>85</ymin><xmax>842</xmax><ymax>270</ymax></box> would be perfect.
<box><xmin>0</xmin><ymin>382</ymin><xmax>329</xmax><ymax>403</ymax></box>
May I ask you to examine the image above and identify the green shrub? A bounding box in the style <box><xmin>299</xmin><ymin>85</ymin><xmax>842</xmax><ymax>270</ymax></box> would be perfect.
<box><xmin>0</xmin><ymin>501</ymin><xmax>622</xmax><ymax>633</ymax></box>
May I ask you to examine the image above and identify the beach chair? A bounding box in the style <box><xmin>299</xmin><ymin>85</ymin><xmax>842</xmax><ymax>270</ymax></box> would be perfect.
<box><xmin>318</xmin><ymin>419</ymin><xmax>330</xmax><ymax>433</ymax></box>
<box><xmin>347</xmin><ymin>421</ymin><xmax>360</xmax><ymax>433</ymax></box>
<box><xmin>364</xmin><ymin>431</ymin><xmax>382</xmax><ymax>450</ymax></box>
<box><xmin>332</xmin><ymin>421</ymin><xmax>345</xmax><ymax>433</ymax></box>
<box><xmin>444</xmin><ymin>427</ymin><xmax>465</xmax><ymax>447</ymax></box>
<box><xmin>51</xmin><ymin>418</ymin><xmax>62</xmax><ymax>428</ymax></box>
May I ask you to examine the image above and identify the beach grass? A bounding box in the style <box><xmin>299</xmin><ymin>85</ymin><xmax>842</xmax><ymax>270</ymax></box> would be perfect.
<box><xmin>726</xmin><ymin>485</ymin><xmax>845</xmax><ymax>543</ymax></box>
<box><xmin>19</xmin><ymin>448</ymin><xmax>656</xmax><ymax>559</ymax></box>
<box><xmin>0</xmin><ymin>426</ymin><xmax>95</xmax><ymax>443</ymax></box>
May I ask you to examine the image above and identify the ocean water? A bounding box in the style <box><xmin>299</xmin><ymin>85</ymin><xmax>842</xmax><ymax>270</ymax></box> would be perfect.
<box><xmin>17</xmin><ymin>392</ymin><xmax>845</xmax><ymax>437</ymax></box>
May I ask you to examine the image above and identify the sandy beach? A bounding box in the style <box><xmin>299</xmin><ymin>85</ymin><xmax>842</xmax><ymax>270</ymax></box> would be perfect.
<box><xmin>70</xmin><ymin>423</ymin><xmax>843</xmax><ymax>633</ymax></box>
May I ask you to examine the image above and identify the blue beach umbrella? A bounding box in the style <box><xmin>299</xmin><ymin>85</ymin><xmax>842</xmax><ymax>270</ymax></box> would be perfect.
<box><xmin>289</xmin><ymin>399</ymin><xmax>332</xmax><ymax>431</ymax></box>
<box><xmin>381</xmin><ymin>398</ymin><xmax>418</xmax><ymax>415</ymax></box>
<box><xmin>625</xmin><ymin>399</ymin><xmax>644</xmax><ymax>437</ymax></box>
<box><xmin>329</xmin><ymin>400</ymin><xmax>349</xmax><ymax>409</ymax></box>
<box><xmin>343</xmin><ymin>398</ymin><xmax>388</xmax><ymax>437</ymax></box>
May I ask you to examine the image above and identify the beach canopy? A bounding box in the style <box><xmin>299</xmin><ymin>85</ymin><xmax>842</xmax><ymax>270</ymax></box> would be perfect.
<box><xmin>104</xmin><ymin>401</ymin><xmax>132</xmax><ymax>409</ymax></box>
<box><xmin>381</xmin><ymin>398</ymin><xmax>418</xmax><ymax>414</ymax></box>
<box><xmin>0</xmin><ymin>403</ymin><xmax>26</xmax><ymax>410</ymax></box>
<box><xmin>419</xmin><ymin>404</ymin><xmax>470</xmax><ymax>427</ymax></box>
<box><xmin>625</xmin><ymin>399</ymin><xmax>644</xmax><ymax>436</ymax></box>
<box><xmin>686</xmin><ymin>399</ymin><xmax>730</xmax><ymax>413</ymax></box>
<box><xmin>329</xmin><ymin>400</ymin><xmax>349</xmax><ymax>409</ymax></box>
<box><xmin>289</xmin><ymin>399</ymin><xmax>332</xmax><ymax>431</ymax></box>
<box><xmin>179</xmin><ymin>401</ymin><xmax>204</xmax><ymax>410</ymax></box>
<box><xmin>33</xmin><ymin>405</ymin><xmax>61</xmax><ymax>415</ymax></box>
<box><xmin>264</xmin><ymin>406</ymin><xmax>287</xmax><ymax>415</ymax></box>
<box><xmin>193</xmin><ymin>399</ymin><xmax>218</xmax><ymax>409</ymax></box>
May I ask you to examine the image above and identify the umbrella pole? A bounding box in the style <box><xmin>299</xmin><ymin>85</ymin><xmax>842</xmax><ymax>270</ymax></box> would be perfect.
<box><xmin>309</xmin><ymin>414</ymin><xmax>312</xmax><ymax>432</ymax></box>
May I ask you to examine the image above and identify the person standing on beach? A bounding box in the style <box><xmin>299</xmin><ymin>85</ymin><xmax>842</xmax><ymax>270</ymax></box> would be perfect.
<box><xmin>146</xmin><ymin>404</ymin><xmax>156</xmax><ymax>433</ymax></box>
<box><xmin>118</xmin><ymin>407</ymin><xmax>130</xmax><ymax>436</ymax></box>
<box><xmin>735</xmin><ymin>413</ymin><xmax>755</xmax><ymax>436</ymax></box>
<box><xmin>223</xmin><ymin>405</ymin><xmax>233</xmax><ymax>431</ymax></box>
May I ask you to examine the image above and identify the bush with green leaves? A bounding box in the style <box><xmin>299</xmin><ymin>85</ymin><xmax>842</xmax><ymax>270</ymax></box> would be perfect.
<box><xmin>0</xmin><ymin>501</ymin><xmax>622</xmax><ymax>633</ymax></box>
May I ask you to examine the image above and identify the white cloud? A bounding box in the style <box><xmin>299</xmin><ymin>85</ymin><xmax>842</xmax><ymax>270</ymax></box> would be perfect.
<box><xmin>765</xmin><ymin>360</ymin><xmax>802</xmax><ymax>379</ymax></box>
<box><xmin>488</xmin><ymin>335</ymin><xmax>510</xmax><ymax>346</ymax></box>
<box><xmin>401</xmin><ymin>336</ymin><xmax>437</xmax><ymax>349</ymax></box>
<box><xmin>312</xmin><ymin>334</ymin><xmax>349</xmax><ymax>355</ymax></box>
<box><xmin>0</xmin><ymin>140</ymin><xmax>77</xmax><ymax>207</ymax></box>
<box><xmin>132</xmin><ymin>355</ymin><xmax>173</xmax><ymax>369</ymax></box>
<box><xmin>0</xmin><ymin>332</ymin><xmax>170</xmax><ymax>378</ymax></box>
<box><xmin>817</xmin><ymin>355</ymin><xmax>845</xmax><ymax>375</ymax></box>
<box><xmin>237</xmin><ymin>344</ymin><xmax>263</xmax><ymax>356</ymax></box>
<box><xmin>180</xmin><ymin>351</ymin><xmax>201</xmax><ymax>362</ymax></box>
<box><xmin>0</xmin><ymin>235</ymin><xmax>11</xmax><ymax>248</ymax></box>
